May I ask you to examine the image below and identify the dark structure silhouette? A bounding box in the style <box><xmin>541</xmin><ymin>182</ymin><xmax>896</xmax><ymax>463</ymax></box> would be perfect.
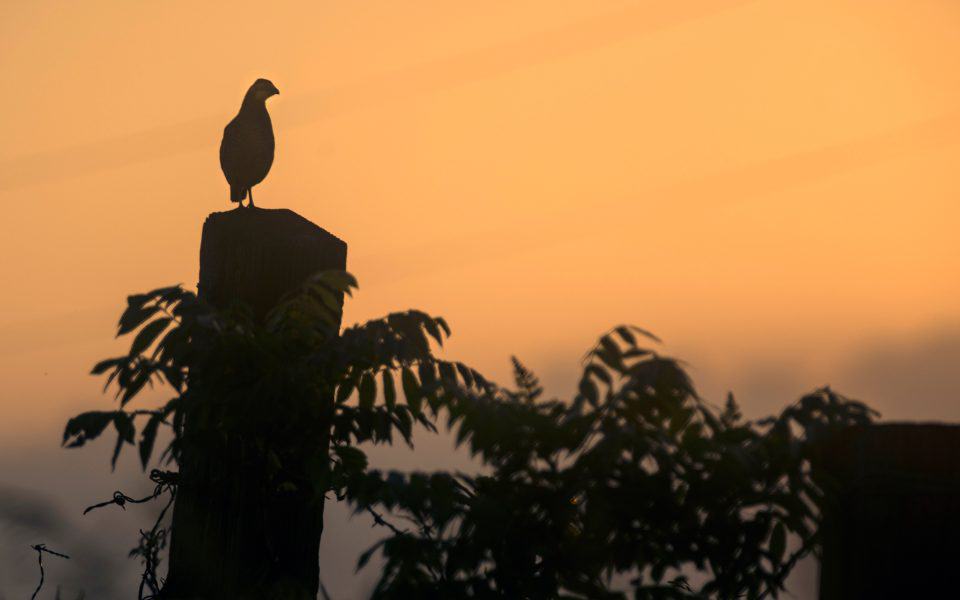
<box><xmin>816</xmin><ymin>423</ymin><xmax>960</xmax><ymax>599</ymax></box>
<box><xmin>161</xmin><ymin>207</ymin><xmax>346</xmax><ymax>599</ymax></box>
<box><xmin>219</xmin><ymin>79</ymin><xmax>279</xmax><ymax>208</ymax></box>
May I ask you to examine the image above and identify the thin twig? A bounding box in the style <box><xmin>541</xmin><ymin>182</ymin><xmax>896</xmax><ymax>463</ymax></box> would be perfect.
<box><xmin>82</xmin><ymin>470</ymin><xmax>178</xmax><ymax>599</ymax></box>
<box><xmin>137</xmin><ymin>490</ymin><xmax>176</xmax><ymax>599</ymax></box>
<box><xmin>83</xmin><ymin>490</ymin><xmax>157</xmax><ymax>515</ymax></box>
<box><xmin>364</xmin><ymin>505</ymin><xmax>406</xmax><ymax>536</ymax></box>
<box><xmin>82</xmin><ymin>470</ymin><xmax>178</xmax><ymax>515</ymax></box>
<box><xmin>30</xmin><ymin>544</ymin><xmax>70</xmax><ymax>600</ymax></box>
<box><xmin>334</xmin><ymin>489</ymin><xmax>407</xmax><ymax>536</ymax></box>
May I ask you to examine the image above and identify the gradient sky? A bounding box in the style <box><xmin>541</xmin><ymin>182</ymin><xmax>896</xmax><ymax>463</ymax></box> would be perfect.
<box><xmin>2</xmin><ymin>1</ymin><xmax>959</xmax><ymax>597</ymax></box>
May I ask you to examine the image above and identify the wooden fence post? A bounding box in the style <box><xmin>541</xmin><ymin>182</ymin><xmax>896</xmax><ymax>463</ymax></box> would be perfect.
<box><xmin>815</xmin><ymin>423</ymin><xmax>960</xmax><ymax>599</ymax></box>
<box><xmin>161</xmin><ymin>207</ymin><xmax>347</xmax><ymax>599</ymax></box>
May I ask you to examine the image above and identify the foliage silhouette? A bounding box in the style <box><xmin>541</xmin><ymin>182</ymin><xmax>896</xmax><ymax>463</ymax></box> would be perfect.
<box><xmin>64</xmin><ymin>272</ymin><xmax>875</xmax><ymax>599</ymax></box>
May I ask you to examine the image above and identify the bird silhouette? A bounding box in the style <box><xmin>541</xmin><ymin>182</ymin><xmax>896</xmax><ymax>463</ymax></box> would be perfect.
<box><xmin>219</xmin><ymin>79</ymin><xmax>279</xmax><ymax>208</ymax></box>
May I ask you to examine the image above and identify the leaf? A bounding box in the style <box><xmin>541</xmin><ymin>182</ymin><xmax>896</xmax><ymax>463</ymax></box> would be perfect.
<box><xmin>438</xmin><ymin>361</ymin><xmax>457</xmax><ymax>384</ymax></box>
<box><xmin>114</xmin><ymin>412</ymin><xmax>135</xmax><ymax>444</ymax></box>
<box><xmin>423</xmin><ymin>319</ymin><xmax>444</xmax><ymax>346</ymax></box>
<box><xmin>769</xmin><ymin>522</ymin><xmax>786</xmax><ymax>564</ymax></box>
<box><xmin>334</xmin><ymin>445</ymin><xmax>368</xmax><ymax>472</ymax></box>
<box><xmin>614</xmin><ymin>325</ymin><xmax>637</xmax><ymax>346</ymax></box>
<box><xmin>578</xmin><ymin>377</ymin><xmax>599</xmax><ymax>407</ymax></box>
<box><xmin>418</xmin><ymin>361</ymin><xmax>437</xmax><ymax>387</ymax></box>
<box><xmin>120</xmin><ymin>368</ymin><xmax>152</xmax><ymax>407</ymax></box>
<box><xmin>395</xmin><ymin>407</ymin><xmax>413</xmax><ymax>443</ymax></box>
<box><xmin>382</xmin><ymin>371</ymin><xmax>396</xmax><ymax>409</ymax></box>
<box><xmin>336</xmin><ymin>378</ymin><xmax>356</xmax><ymax>404</ymax></box>
<box><xmin>128</xmin><ymin>318</ymin><xmax>171</xmax><ymax>357</ymax></box>
<box><xmin>160</xmin><ymin>365</ymin><xmax>184</xmax><ymax>392</ymax></box>
<box><xmin>91</xmin><ymin>357</ymin><xmax>124</xmax><ymax>376</ymax></box>
<box><xmin>155</xmin><ymin>326</ymin><xmax>188</xmax><ymax>362</ymax></box>
<box><xmin>356</xmin><ymin>539</ymin><xmax>386</xmax><ymax>572</ymax></box>
<box><xmin>435</xmin><ymin>316</ymin><xmax>451</xmax><ymax>337</ymax></box>
<box><xmin>402</xmin><ymin>368</ymin><xmax>422</xmax><ymax>414</ymax></box>
<box><xmin>595</xmin><ymin>336</ymin><xmax>626</xmax><ymax>372</ymax></box>
<box><xmin>359</xmin><ymin>372</ymin><xmax>376</xmax><ymax>410</ymax></box>
<box><xmin>111</xmin><ymin>412</ymin><xmax>135</xmax><ymax>469</ymax></box>
<box><xmin>390</xmin><ymin>313</ymin><xmax>430</xmax><ymax>354</ymax></box>
<box><xmin>455</xmin><ymin>362</ymin><xmax>475</xmax><ymax>388</ymax></box>
<box><xmin>310</xmin><ymin>270</ymin><xmax>358</xmax><ymax>296</ymax></box>
<box><xmin>310</xmin><ymin>286</ymin><xmax>342</xmax><ymax>314</ymax></box>
<box><xmin>629</xmin><ymin>325</ymin><xmax>662</xmax><ymax>343</ymax></box>
<box><xmin>149</xmin><ymin>285</ymin><xmax>183</xmax><ymax>301</ymax></box>
<box><xmin>584</xmin><ymin>363</ymin><xmax>612</xmax><ymax>385</ymax></box>
<box><xmin>117</xmin><ymin>304</ymin><xmax>160</xmax><ymax>336</ymax></box>
<box><xmin>599</xmin><ymin>335</ymin><xmax>621</xmax><ymax>358</ymax></box>
<box><xmin>111</xmin><ymin>433</ymin><xmax>126</xmax><ymax>470</ymax></box>
<box><xmin>454</xmin><ymin>422</ymin><xmax>471</xmax><ymax>448</ymax></box>
<box><xmin>62</xmin><ymin>411</ymin><xmax>116</xmax><ymax>447</ymax></box>
<box><xmin>139</xmin><ymin>413</ymin><xmax>162</xmax><ymax>470</ymax></box>
<box><xmin>651</xmin><ymin>562</ymin><xmax>666</xmax><ymax>582</ymax></box>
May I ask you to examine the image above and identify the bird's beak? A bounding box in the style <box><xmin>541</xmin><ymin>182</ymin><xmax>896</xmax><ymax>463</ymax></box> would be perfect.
<box><xmin>272</xmin><ymin>87</ymin><xmax>280</xmax><ymax>96</ymax></box>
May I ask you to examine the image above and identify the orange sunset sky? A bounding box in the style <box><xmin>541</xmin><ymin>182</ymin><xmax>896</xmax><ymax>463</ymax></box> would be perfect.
<box><xmin>1</xmin><ymin>1</ymin><xmax>959</xmax><ymax>597</ymax></box>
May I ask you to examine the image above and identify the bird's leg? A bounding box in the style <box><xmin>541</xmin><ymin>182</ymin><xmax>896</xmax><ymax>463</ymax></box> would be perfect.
<box><xmin>247</xmin><ymin>188</ymin><xmax>255</xmax><ymax>208</ymax></box>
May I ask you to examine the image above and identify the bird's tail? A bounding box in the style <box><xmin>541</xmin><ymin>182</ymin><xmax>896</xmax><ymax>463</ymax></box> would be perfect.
<box><xmin>230</xmin><ymin>186</ymin><xmax>247</xmax><ymax>203</ymax></box>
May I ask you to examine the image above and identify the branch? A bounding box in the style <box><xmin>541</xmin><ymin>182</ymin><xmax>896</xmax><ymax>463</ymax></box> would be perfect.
<box><xmin>30</xmin><ymin>544</ymin><xmax>70</xmax><ymax>600</ymax></box>
<box><xmin>364</xmin><ymin>504</ymin><xmax>407</xmax><ymax>537</ymax></box>
<box><xmin>334</xmin><ymin>489</ymin><xmax>407</xmax><ymax>537</ymax></box>
<box><xmin>82</xmin><ymin>469</ymin><xmax>178</xmax><ymax>515</ymax></box>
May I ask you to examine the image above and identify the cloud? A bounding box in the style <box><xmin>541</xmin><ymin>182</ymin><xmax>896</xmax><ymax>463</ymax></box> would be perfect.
<box><xmin>835</xmin><ymin>325</ymin><xmax>960</xmax><ymax>422</ymax></box>
<box><xmin>0</xmin><ymin>483</ymin><xmax>65</xmax><ymax>536</ymax></box>
<box><xmin>0</xmin><ymin>456</ymin><xmax>148</xmax><ymax>599</ymax></box>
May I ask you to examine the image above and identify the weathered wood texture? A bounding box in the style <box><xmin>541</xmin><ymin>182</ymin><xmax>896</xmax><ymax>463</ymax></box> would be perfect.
<box><xmin>197</xmin><ymin>207</ymin><xmax>347</xmax><ymax>321</ymax></box>
<box><xmin>815</xmin><ymin>423</ymin><xmax>960</xmax><ymax>599</ymax></box>
<box><xmin>162</xmin><ymin>207</ymin><xmax>346</xmax><ymax>599</ymax></box>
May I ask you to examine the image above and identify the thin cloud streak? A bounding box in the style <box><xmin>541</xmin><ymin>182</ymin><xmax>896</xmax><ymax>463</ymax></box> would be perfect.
<box><xmin>424</xmin><ymin>108</ymin><xmax>960</xmax><ymax>243</ymax></box>
<box><xmin>363</xmin><ymin>108</ymin><xmax>960</xmax><ymax>284</ymax></box>
<box><xmin>0</xmin><ymin>0</ymin><xmax>757</xmax><ymax>192</ymax></box>
<box><xmin>657</xmin><ymin>110</ymin><xmax>960</xmax><ymax>211</ymax></box>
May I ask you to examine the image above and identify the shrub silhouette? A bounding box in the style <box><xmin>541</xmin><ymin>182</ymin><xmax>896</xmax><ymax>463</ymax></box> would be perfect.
<box><xmin>64</xmin><ymin>272</ymin><xmax>875</xmax><ymax>599</ymax></box>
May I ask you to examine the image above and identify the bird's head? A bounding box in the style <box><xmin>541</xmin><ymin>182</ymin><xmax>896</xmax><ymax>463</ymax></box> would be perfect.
<box><xmin>246</xmin><ymin>78</ymin><xmax>280</xmax><ymax>102</ymax></box>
